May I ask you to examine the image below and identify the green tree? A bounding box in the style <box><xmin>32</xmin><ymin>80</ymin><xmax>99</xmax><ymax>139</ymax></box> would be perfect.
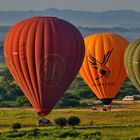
<box><xmin>67</xmin><ymin>116</ymin><xmax>80</xmax><ymax>128</ymax></box>
<box><xmin>54</xmin><ymin>117</ymin><xmax>67</xmax><ymax>128</ymax></box>
<box><xmin>57</xmin><ymin>92</ymin><xmax>80</xmax><ymax>108</ymax></box>
<box><xmin>0</xmin><ymin>69</ymin><xmax>23</xmax><ymax>101</ymax></box>
<box><xmin>16</xmin><ymin>96</ymin><xmax>30</xmax><ymax>107</ymax></box>
<box><xmin>11</xmin><ymin>123</ymin><xmax>22</xmax><ymax>132</ymax></box>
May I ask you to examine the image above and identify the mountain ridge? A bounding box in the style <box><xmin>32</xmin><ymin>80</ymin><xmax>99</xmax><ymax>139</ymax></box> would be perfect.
<box><xmin>0</xmin><ymin>8</ymin><xmax>140</xmax><ymax>27</ymax></box>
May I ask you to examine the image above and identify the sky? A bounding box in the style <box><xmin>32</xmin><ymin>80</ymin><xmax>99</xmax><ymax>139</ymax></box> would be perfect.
<box><xmin>0</xmin><ymin>0</ymin><xmax>139</xmax><ymax>12</ymax></box>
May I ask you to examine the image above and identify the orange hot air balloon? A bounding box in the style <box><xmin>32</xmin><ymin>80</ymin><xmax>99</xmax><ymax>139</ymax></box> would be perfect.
<box><xmin>4</xmin><ymin>17</ymin><xmax>84</xmax><ymax>116</ymax></box>
<box><xmin>80</xmin><ymin>33</ymin><xmax>128</xmax><ymax>105</ymax></box>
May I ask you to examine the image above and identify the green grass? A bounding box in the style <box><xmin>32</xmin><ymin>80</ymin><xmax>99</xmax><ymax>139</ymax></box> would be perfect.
<box><xmin>0</xmin><ymin>64</ymin><xmax>7</xmax><ymax>71</ymax></box>
<box><xmin>1</xmin><ymin>101</ymin><xmax>140</xmax><ymax>127</ymax></box>
<box><xmin>0</xmin><ymin>126</ymin><xmax>140</xmax><ymax>140</ymax></box>
<box><xmin>0</xmin><ymin>107</ymin><xmax>140</xmax><ymax>127</ymax></box>
<box><xmin>0</xmin><ymin>101</ymin><xmax>140</xmax><ymax>139</ymax></box>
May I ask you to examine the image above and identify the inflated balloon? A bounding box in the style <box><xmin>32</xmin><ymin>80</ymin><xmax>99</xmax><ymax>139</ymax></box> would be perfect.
<box><xmin>4</xmin><ymin>17</ymin><xmax>85</xmax><ymax>116</ymax></box>
<box><xmin>124</xmin><ymin>39</ymin><xmax>140</xmax><ymax>91</ymax></box>
<box><xmin>80</xmin><ymin>33</ymin><xmax>128</xmax><ymax>105</ymax></box>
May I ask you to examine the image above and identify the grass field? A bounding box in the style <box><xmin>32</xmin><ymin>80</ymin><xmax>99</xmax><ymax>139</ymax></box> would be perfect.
<box><xmin>0</xmin><ymin>64</ymin><xmax>7</xmax><ymax>71</ymax></box>
<box><xmin>0</xmin><ymin>101</ymin><xmax>140</xmax><ymax>139</ymax></box>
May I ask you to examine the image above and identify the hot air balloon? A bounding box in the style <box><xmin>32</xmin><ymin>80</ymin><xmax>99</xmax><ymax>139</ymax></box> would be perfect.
<box><xmin>80</xmin><ymin>33</ymin><xmax>128</xmax><ymax>108</ymax></box>
<box><xmin>4</xmin><ymin>17</ymin><xmax>85</xmax><ymax>116</ymax></box>
<box><xmin>124</xmin><ymin>39</ymin><xmax>140</xmax><ymax>91</ymax></box>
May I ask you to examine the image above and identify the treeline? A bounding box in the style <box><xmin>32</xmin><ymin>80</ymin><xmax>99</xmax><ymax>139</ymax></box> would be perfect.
<box><xmin>0</xmin><ymin>69</ymin><xmax>30</xmax><ymax>107</ymax></box>
<box><xmin>0</xmin><ymin>68</ymin><xmax>138</xmax><ymax>108</ymax></box>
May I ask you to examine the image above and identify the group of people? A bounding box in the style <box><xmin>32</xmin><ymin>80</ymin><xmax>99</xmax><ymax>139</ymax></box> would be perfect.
<box><xmin>91</xmin><ymin>104</ymin><xmax>111</xmax><ymax>111</ymax></box>
<box><xmin>37</xmin><ymin>118</ymin><xmax>52</xmax><ymax>126</ymax></box>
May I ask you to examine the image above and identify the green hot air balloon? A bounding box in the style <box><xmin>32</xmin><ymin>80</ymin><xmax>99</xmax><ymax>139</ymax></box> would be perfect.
<box><xmin>124</xmin><ymin>39</ymin><xmax>140</xmax><ymax>91</ymax></box>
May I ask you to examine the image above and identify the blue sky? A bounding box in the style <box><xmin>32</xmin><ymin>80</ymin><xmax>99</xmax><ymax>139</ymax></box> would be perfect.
<box><xmin>0</xmin><ymin>0</ymin><xmax>139</xmax><ymax>11</ymax></box>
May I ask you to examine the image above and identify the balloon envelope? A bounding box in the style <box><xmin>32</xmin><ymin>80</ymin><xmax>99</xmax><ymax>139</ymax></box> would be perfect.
<box><xmin>124</xmin><ymin>39</ymin><xmax>140</xmax><ymax>91</ymax></box>
<box><xmin>80</xmin><ymin>33</ymin><xmax>128</xmax><ymax>105</ymax></box>
<box><xmin>4</xmin><ymin>17</ymin><xmax>85</xmax><ymax>116</ymax></box>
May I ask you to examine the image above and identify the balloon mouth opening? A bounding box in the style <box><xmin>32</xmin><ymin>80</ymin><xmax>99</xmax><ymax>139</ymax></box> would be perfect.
<box><xmin>37</xmin><ymin>112</ymin><xmax>49</xmax><ymax>117</ymax></box>
<box><xmin>35</xmin><ymin>108</ymin><xmax>51</xmax><ymax>117</ymax></box>
<box><xmin>101</xmin><ymin>98</ymin><xmax>113</xmax><ymax>105</ymax></box>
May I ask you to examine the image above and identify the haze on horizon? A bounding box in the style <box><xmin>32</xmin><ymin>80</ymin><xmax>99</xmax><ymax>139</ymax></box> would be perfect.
<box><xmin>0</xmin><ymin>0</ymin><xmax>139</xmax><ymax>12</ymax></box>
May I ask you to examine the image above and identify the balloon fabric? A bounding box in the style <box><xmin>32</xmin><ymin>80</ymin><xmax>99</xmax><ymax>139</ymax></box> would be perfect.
<box><xmin>4</xmin><ymin>17</ymin><xmax>85</xmax><ymax>116</ymax></box>
<box><xmin>124</xmin><ymin>39</ymin><xmax>140</xmax><ymax>92</ymax></box>
<box><xmin>80</xmin><ymin>33</ymin><xmax>128</xmax><ymax>105</ymax></box>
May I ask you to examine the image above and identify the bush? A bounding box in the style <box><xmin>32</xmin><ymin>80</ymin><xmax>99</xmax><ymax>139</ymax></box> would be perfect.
<box><xmin>58</xmin><ymin>130</ymin><xmax>79</xmax><ymax>138</ymax></box>
<box><xmin>78</xmin><ymin>89</ymin><xmax>95</xmax><ymax>99</ymax></box>
<box><xmin>16</xmin><ymin>96</ymin><xmax>30</xmax><ymax>107</ymax></box>
<box><xmin>26</xmin><ymin>128</ymin><xmax>40</xmax><ymax>137</ymax></box>
<box><xmin>67</xmin><ymin>116</ymin><xmax>80</xmax><ymax>128</ymax></box>
<box><xmin>81</xmin><ymin>131</ymin><xmax>101</xmax><ymax>139</ymax></box>
<box><xmin>54</xmin><ymin>117</ymin><xmax>67</xmax><ymax>128</ymax></box>
<box><xmin>132</xmin><ymin>138</ymin><xmax>140</xmax><ymax>140</ymax></box>
<box><xmin>0</xmin><ymin>101</ymin><xmax>12</xmax><ymax>107</ymax></box>
<box><xmin>58</xmin><ymin>98</ymin><xmax>80</xmax><ymax>108</ymax></box>
<box><xmin>57</xmin><ymin>92</ymin><xmax>80</xmax><ymax>108</ymax></box>
<box><xmin>4</xmin><ymin>132</ymin><xmax>25</xmax><ymax>138</ymax></box>
<box><xmin>11</xmin><ymin>123</ymin><xmax>22</xmax><ymax>132</ymax></box>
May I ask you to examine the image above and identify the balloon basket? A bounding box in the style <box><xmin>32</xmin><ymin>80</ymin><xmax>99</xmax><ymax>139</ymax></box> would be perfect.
<box><xmin>37</xmin><ymin>118</ymin><xmax>52</xmax><ymax>127</ymax></box>
<box><xmin>102</xmin><ymin>105</ymin><xmax>111</xmax><ymax>111</ymax></box>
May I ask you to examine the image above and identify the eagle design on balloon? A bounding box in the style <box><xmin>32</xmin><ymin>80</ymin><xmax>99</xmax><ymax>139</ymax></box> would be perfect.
<box><xmin>88</xmin><ymin>49</ymin><xmax>113</xmax><ymax>80</ymax></box>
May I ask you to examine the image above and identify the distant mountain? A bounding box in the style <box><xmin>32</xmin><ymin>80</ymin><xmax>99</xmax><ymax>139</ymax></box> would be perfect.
<box><xmin>0</xmin><ymin>8</ymin><xmax>140</xmax><ymax>27</ymax></box>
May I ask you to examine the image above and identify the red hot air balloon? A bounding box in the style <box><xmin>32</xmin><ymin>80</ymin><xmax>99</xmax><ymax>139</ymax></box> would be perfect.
<box><xmin>4</xmin><ymin>17</ymin><xmax>85</xmax><ymax>116</ymax></box>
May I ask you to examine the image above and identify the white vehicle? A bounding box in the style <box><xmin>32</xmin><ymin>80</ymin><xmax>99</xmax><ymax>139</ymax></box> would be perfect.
<box><xmin>122</xmin><ymin>96</ymin><xmax>134</xmax><ymax>101</ymax></box>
